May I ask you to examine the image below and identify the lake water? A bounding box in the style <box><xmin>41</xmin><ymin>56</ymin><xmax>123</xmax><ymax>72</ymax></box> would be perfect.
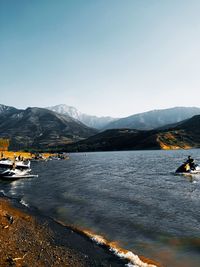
<box><xmin>1</xmin><ymin>150</ymin><xmax>200</xmax><ymax>267</ymax></box>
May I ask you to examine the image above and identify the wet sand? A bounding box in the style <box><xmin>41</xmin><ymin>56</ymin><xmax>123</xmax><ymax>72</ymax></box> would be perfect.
<box><xmin>0</xmin><ymin>197</ymin><xmax>129</xmax><ymax>267</ymax></box>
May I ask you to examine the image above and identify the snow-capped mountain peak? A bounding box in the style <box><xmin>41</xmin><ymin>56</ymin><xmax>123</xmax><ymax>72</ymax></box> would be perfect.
<box><xmin>46</xmin><ymin>104</ymin><xmax>117</xmax><ymax>129</ymax></box>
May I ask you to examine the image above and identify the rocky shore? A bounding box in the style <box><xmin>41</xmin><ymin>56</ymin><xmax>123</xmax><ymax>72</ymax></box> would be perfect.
<box><xmin>0</xmin><ymin>197</ymin><xmax>129</xmax><ymax>267</ymax></box>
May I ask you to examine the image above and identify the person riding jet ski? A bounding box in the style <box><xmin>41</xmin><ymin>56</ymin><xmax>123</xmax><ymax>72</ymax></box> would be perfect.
<box><xmin>186</xmin><ymin>156</ymin><xmax>196</xmax><ymax>170</ymax></box>
<box><xmin>176</xmin><ymin>156</ymin><xmax>197</xmax><ymax>173</ymax></box>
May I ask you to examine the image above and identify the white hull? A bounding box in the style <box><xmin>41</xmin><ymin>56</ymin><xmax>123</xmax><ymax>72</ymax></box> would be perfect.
<box><xmin>0</xmin><ymin>164</ymin><xmax>38</xmax><ymax>180</ymax></box>
<box><xmin>0</xmin><ymin>159</ymin><xmax>30</xmax><ymax>169</ymax></box>
<box><xmin>1</xmin><ymin>174</ymin><xmax>38</xmax><ymax>179</ymax></box>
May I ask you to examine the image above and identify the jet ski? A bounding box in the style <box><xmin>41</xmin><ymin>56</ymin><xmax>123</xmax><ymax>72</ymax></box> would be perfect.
<box><xmin>0</xmin><ymin>168</ymin><xmax>38</xmax><ymax>180</ymax></box>
<box><xmin>175</xmin><ymin>162</ymin><xmax>200</xmax><ymax>174</ymax></box>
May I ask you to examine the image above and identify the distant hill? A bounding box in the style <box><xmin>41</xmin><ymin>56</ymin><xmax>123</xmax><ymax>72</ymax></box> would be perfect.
<box><xmin>0</xmin><ymin>104</ymin><xmax>19</xmax><ymax>116</ymax></box>
<box><xmin>156</xmin><ymin>115</ymin><xmax>200</xmax><ymax>149</ymax></box>
<box><xmin>63</xmin><ymin>129</ymin><xmax>161</xmax><ymax>152</ymax></box>
<box><xmin>64</xmin><ymin>115</ymin><xmax>200</xmax><ymax>152</ymax></box>
<box><xmin>103</xmin><ymin>107</ymin><xmax>200</xmax><ymax>130</ymax></box>
<box><xmin>47</xmin><ymin>104</ymin><xmax>117</xmax><ymax>129</ymax></box>
<box><xmin>0</xmin><ymin>106</ymin><xmax>97</xmax><ymax>150</ymax></box>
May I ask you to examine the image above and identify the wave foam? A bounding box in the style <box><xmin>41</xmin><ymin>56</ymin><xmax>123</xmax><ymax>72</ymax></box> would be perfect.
<box><xmin>20</xmin><ymin>199</ymin><xmax>29</xmax><ymax>207</ymax></box>
<box><xmin>54</xmin><ymin>219</ymin><xmax>160</xmax><ymax>267</ymax></box>
<box><xmin>83</xmin><ymin>230</ymin><xmax>158</xmax><ymax>267</ymax></box>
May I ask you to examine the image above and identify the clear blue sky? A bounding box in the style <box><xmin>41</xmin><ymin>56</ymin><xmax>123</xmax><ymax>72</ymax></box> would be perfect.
<box><xmin>1</xmin><ymin>0</ymin><xmax>200</xmax><ymax>117</ymax></box>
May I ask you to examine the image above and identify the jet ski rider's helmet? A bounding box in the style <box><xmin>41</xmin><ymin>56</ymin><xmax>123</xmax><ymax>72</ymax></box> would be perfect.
<box><xmin>188</xmin><ymin>156</ymin><xmax>194</xmax><ymax>161</ymax></box>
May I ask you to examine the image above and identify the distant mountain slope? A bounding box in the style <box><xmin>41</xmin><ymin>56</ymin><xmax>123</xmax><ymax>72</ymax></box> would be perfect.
<box><xmin>0</xmin><ymin>106</ymin><xmax>97</xmax><ymax>150</ymax></box>
<box><xmin>64</xmin><ymin>115</ymin><xmax>200</xmax><ymax>152</ymax></box>
<box><xmin>63</xmin><ymin>129</ymin><xmax>160</xmax><ymax>152</ymax></box>
<box><xmin>156</xmin><ymin>115</ymin><xmax>200</xmax><ymax>150</ymax></box>
<box><xmin>103</xmin><ymin>107</ymin><xmax>200</xmax><ymax>130</ymax></box>
<box><xmin>175</xmin><ymin>115</ymin><xmax>200</xmax><ymax>132</ymax></box>
<box><xmin>47</xmin><ymin>104</ymin><xmax>117</xmax><ymax>129</ymax></box>
<box><xmin>0</xmin><ymin>104</ymin><xmax>19</xmax><ymax>116</ymax></box>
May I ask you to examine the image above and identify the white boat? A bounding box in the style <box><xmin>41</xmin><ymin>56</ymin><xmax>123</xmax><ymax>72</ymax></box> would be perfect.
<box><xmin>0</xmin><ymin>159</ymin><xmax>30</xmax><ymax>170</ymax></box>
<box><xmin>0</xmin><ymin>168</ymin><xmax>38</xmax><ymax>179</ymax></box>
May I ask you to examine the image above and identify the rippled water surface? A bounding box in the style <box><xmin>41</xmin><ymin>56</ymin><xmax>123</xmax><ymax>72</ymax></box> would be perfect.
<box><xmin>1</xmin><ymin>150</ymin><xmax>200</xmax><ymax>267</ymax></box>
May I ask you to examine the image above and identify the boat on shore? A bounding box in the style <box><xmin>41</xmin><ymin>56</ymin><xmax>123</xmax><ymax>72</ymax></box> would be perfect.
<box><xmin>0</xmin><ymin>159</ymin><xmax>30</xmax><ymax>170</ymax></box>
<box><xmin>0</xmin><ymin>168</ymin><xmax>38</xmax><ymax>179</ymax></box>
<box><xmin>0</xmin><ymin>159</ymin><xmax>38</xmax><ymax>180</ymax></box>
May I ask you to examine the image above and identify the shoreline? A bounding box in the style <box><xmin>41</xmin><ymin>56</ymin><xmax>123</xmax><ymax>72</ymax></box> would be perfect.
<box><xmin>0</xmin><ymin>196</ymin><xmax>129</xmax><ymax>267</ymax></box>
<box><xmin>0</xmin><ymin>151</ymin><xmax>54</xmax><ymax>160</ymax></box>
<box><xmin>0</xmin><ymin>196</ymin><xmax>161</xmax><ymax>267</ymax></box>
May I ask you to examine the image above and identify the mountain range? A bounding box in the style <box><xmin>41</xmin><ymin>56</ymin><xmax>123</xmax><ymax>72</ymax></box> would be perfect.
<box><xmin>103</xmin><ymin>106</ymin><xmax>200</xmax><ymax>130</ymax></box>
<box><xmin>1</xmin><ymin>103</ymin><xmax>200</xmax><ymax>151</ymax></box>
<box><xmin>64</xmin><ymin>115</ymin><xmax>200</xmax><ymax>152</ymax></box>
<box><xmin>47</xmin><ymin>104</ymin><xmax>117</xmax><ymax>129</ymax></box>
<box><xmin>0</xmin><ymin>105</ymin><xmax>97</xmax><ymax>150</ymax></box>
<box><xmin>47</xmin><ymin>105</ymin><xmax>200</xmax><ymax>131</ymax></box>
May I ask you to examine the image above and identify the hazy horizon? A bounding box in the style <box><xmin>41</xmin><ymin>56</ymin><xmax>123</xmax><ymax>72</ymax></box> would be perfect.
<box><xmin>1</xmin><ymin>0</ymin><xmax>200</xmax><ymax>117</ymax></box>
